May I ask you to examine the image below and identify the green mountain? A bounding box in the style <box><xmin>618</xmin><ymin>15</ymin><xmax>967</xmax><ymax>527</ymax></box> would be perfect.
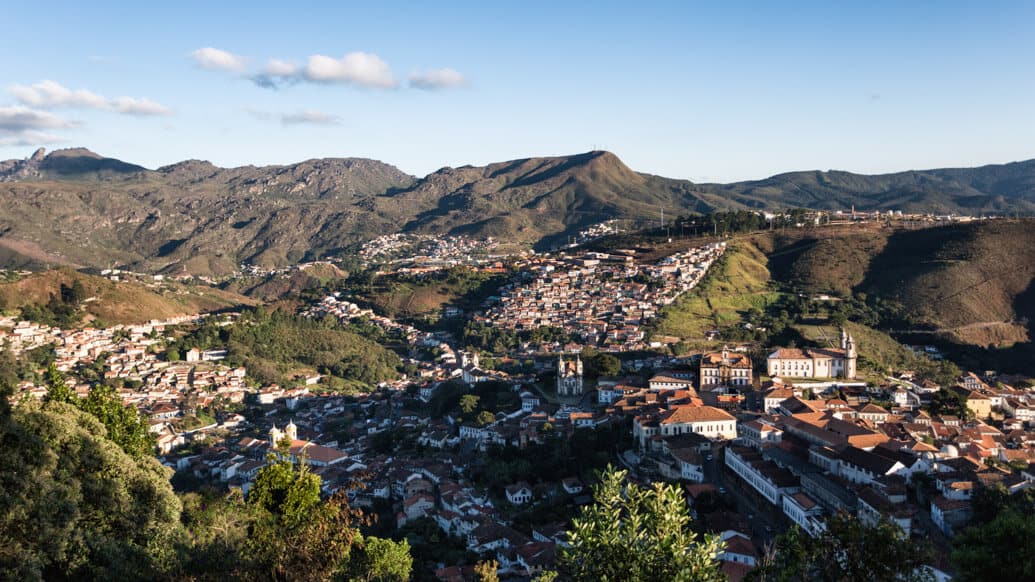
<box><xmin>1</xmin><ymin>147</ymin><xmax>1034</xmax><ymax>274</ymax></box>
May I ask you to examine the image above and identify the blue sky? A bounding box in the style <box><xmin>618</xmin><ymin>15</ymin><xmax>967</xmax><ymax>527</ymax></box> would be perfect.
<box><xmin>1</xmin><ymin>1</ymin><xmax>1033</xmax><ymax>181</ymax></box>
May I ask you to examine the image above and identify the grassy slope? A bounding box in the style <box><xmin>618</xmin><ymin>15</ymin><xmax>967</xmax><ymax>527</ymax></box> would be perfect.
<box><xmin>0</xmin><ymin>270</ymin><xmax>254</xmax><ymax>326</ymax></box>
<box><xmin>363</xmin><ymin>272</ymin><xmax>507</xmax><ymax>320</ymax></box>
<box><xmin>795</xmin><ymin>320</ymin><xmax>922</xmax><ymax>376</ymax></box>
<box><xmin>652</xmin><ymin>242</ymin><xmax>782</xmax><ymax>342</ymax></box>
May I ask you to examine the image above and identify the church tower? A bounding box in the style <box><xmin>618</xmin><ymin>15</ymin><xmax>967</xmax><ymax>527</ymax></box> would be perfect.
<box><xmin>285</xmin><ymin>419</ymin><xmax>298</xmax><ymax>442</ymax></box>
<box><xmin>556</xmin><ymin>354</ymin><xmax>584</xmax><ymax>396</ymax></box>
<box><xmin>840</xmin><ymin>328</ymin><xmax>858</xmax><ymax>379</ymax></box>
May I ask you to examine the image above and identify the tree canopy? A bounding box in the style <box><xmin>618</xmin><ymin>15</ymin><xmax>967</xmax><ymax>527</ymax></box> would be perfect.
<box><xmin>558</xmin><ymin>465</ymin><xmax>724</xmax><ymax>582</ymax></box>
<box><xmin>749</xmin><ymin>512</ymin><xmax>933</xmax><ymax>582</ymax></box>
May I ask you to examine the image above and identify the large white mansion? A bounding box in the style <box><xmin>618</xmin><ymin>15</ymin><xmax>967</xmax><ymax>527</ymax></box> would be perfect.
<box><xmin>767</xmin><ymin>328</ymin><xmax>858</xmax><ymax>379</ymax></box>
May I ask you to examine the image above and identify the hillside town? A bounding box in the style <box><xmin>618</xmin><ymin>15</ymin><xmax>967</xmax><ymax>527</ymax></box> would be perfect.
<box><xmin>480</xmin><ymin>242</ymin><xmax>726</xmax><ymax>351</ymax></box>
<box><xmin>7</xmin><ymin>263</ymin><xmax>1035</xmax><ymax>581</ymax></box>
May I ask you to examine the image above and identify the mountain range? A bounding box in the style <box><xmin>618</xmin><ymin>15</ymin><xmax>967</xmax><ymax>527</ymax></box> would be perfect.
<box><xmin>1</xmin><ymin>147</ymin><xmax>1034</xmax><ymax>275</ymax></box>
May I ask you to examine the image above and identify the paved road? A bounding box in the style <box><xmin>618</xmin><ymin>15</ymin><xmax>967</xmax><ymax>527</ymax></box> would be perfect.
<box><xmin>703</xmin><ymin>446</ymin><xmax>786</xmax><ymax>546</ymax></box>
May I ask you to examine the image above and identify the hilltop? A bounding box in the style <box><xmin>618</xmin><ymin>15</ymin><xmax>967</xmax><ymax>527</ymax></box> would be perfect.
<box><xmin>0</xmin><ymin>269</ymin><xmax>255</xmax><ymax>326</ymax></box>
<box><xmin>1</xmin><ymin>147</ymin><xmax>1035</xmax><ymax>274</ymax></box>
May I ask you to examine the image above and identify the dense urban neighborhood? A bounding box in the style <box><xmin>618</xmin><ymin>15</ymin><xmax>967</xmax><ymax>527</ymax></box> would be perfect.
<box><xmin>4</xmin><ymin>223</ymin><xmax>1034</xmax><ymax>581</ymax></box>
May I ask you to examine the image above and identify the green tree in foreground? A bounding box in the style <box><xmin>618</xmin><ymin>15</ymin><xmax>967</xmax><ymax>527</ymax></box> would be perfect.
<box><xmin>78</xmin><ymin>383</ymin><xmax>154</xmax><ymax>457</ymax></box>
<box><xmin>0</xmin><ymin>399</ymin><xmax>182</xmax><ymax>580</ymax></box>
<box><xmin>749</xmin><ymin>513</ymin><xmax>933</xmax><ymax>582</ymax></box>
<box><xmin>342</xmin><ymin>536</ymin><xmax>413</xmax><ymax>582</ymax></box>
<box><xmin>951</xmin><ymin>487</ymin><xmax>1035</xmax><ymax>581</ymax></box>
<box><xmin>558</xmin><ymin>465</ymin><xmax>724</xmax><ymax>582</ymax></box>
<box><xmin>43</xmin><ymin>362</ymin><xmax>75</xmax><ymax>404</ymax></box>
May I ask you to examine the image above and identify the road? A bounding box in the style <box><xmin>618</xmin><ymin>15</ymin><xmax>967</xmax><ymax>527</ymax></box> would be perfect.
<box><xmin>703</xmin><ymin>445</ymin><xmax>786</xmax><ymax>546</ymax></box>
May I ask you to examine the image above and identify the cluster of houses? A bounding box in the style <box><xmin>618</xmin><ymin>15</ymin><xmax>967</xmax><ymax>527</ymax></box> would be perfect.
<box><xmin>1</xmin><ymin>314</ymin><xmax>262</xmax><ymax>454</ymax></box>
<box><xmin>357</xmin><ymin>233</ymin><xmax>504</xmax><ymax>275</ymax></box>
<box><xmin>479</xmin><ymin>242</ymin><xmax>726</xmax><ymax>351</ymax></box>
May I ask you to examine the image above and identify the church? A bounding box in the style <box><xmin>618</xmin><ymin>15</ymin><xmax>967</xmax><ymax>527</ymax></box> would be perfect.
<box><xmin>767</xmin><ymin>328</ymin><xmax>858</xmax><ymax>379</ymax></box>
<box><xmin>699</xmin><ymin>347</ymin><xmax>753</xmax><ymax>388</ymax></box>
<box><xmin>556</xmin><ymin>354</ymin><xmax>584</xmax><ymax>396</ymax></box>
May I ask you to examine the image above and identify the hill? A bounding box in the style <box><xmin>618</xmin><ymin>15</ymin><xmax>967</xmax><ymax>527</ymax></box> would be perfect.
<box><xmin>0</xmin><ymin>269</ymin><xmax>255</xmax><ymax>326</ymax></box>
<box><xmin>1</xmin><ymin>147</ymin><xmax>1035</xmax><ymax>274</ymax></box>
<box><xmin>753</xmin><ymin>219</ymin><xmax>1035</xmax><ymax>374</ymax></box>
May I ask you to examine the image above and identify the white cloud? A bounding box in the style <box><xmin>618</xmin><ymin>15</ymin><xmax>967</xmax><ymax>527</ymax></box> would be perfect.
<box><xmin>263</xmin><ymin>59</ymin><xmax>298</xmax><ymax>77</ymax></box>
<box><xmin>280</xmin><ymin>110</ymin><xmax>341</xmax><ymax>126</ymax></box>
<box><xmin>409</xmin><ymin>68</ymin><xmax>467</xmax><ymax>90</ymax></box>
<box><xmin>0</xmin><ymin>106</ymin><xmax>75</xmax><ymax>146</ymax></box>
<box><xmin>302</xmin><ymin>52</ymin><xmax>397</xmax><ymax>88</ymax></box>
<box><xmin>191</xmin><ymin>47</ymin><xmax>247</xmax><ymax>72</ymax></box>
<box><xmin>9</xmin><ymin>80</ymin><xmax>107</xmax><ymax>109</ymax></box>
<box><xmin>110</xmin><ymin>97</ymin><xmax>173</xmax><ymax>116</ymax></box>
<box><xmin>8</xmin><ymin>80</ymin><xmax>172</xmax><ymax>116</ymax></box>
<box><xmin>0</xmin><ymin>105</ymin><xmax>75</xmax><ymax>131</ymax></box>
<box><xmin>247</xmin><ymin>108</ymin><xmax>341</xmax><ymax>126</ymax></box>
<box><xmin>196</xmin><ymin>48</ymin><xmax>464</xmax><ymax>93</ymax></box>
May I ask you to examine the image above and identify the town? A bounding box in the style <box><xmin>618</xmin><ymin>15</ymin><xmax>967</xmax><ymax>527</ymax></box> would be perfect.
<box><xmin>3</xmin><ymin>231</ymin><xmax>1033</xmax><ymax>581</ymax></box>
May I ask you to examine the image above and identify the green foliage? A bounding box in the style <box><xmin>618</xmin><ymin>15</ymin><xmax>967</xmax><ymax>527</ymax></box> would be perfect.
<box><xmin>178</xmin><ymin>311</ymin><xmax>400</xmax><ymax>387</ymax></box>
<box><xmin>43</xmin><ymin>363</ymin><xmax>75</xmax><ymax>404</ymax></box>
<box><xmin>582</xmin><ymin>347</ymin><xmax>621</xmax><ymax>378</ymax></box>
<box><xmin>343</xmin><ymin>536</ymin><xmax>413</xmax><ymax>582</ymax></box>
<box><xmin>559</xmin><ymin>465</ymin><xmax>725</xmax><ymax>582</ymax></box>
<box><xmin>951</xmin><ymin>487</ymin><xmax>1035</xmax><ymax>580</ymax></box>
<box><xmin>460</xmin><ymin>393</ymin><xmax>480</xmax><ymax>414</ymax></box>
<box><xmin>476</xmin><ymin>410</ymin><xmax>496</xmax><ymax>426</ymax></box>
<box><xmin>0</xmin><ymin>400</ymin><xmax>182</xmax><ymax>580</ymax></box>
<box><xmin>474</xmin><ymin>559</ymin><xmax>500</xmax><ymax>582</ymax></box>
<box><xmin>927</xmin><ymin>388</ymin><xmax>973</xmax><ymax>420</ymax></box>
<box><xmin>78</xmin><ymin>384</ymin><xmax>154</xmax><ymax>458</ymax></box>
<box><xmin>750</xmin><ymin>513</ymin><xmax>933</xmax><ymax>582</ymax></box>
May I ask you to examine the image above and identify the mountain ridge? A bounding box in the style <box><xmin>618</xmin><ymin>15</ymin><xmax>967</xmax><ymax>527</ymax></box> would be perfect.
<box><xmin>0</xmin><ymin>147</ymin><xmax>1034</xmax><ymax>274</ymax></box>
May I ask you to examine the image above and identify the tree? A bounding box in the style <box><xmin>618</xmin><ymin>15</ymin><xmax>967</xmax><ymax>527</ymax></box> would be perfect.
<box><xmin>951</xmin><ymin>488</ymin><xmax>1035</xmax><ymax>580</ymax></box>
<box><xmin>474</xmin><ymin>559</ymin><xmax>500</xmax><ymax>582</ymax></box>
<box><xmin>43</xmin><ymin>363</ymin><xmax>75</xmax><ymax>404</ymax></box>
<box><xmin>476</xmin><ymin>410</ymin><xmax>496</xmax><ymax>426</ymax></box>
<box><xmin>0</xmin><ymin>399</ymin><xmax>182</xmax><ymax>580</ymax></box>
<box><xmin>750</xmin><ymin>513</ymin><xmax>933</xmax><ymax>582</ymax></box>
<box><xmin>343</xmin><ymin>536</ymin><xmax>413</xmax><ymax>582</ymax></box>
<box><xmin>78</xmin><ymin>384</ymin><xmax>154</xmax><ymax>457</ymax></box>
<box><xmin>460</xmin><ymin>393</ymin><xmax>480</xmax><ymax>415</ymax></box>
<box><xmin>244</xmin><ymin>453</ymin><xmax>368</xmax><ymax>580</ymax></box>
<box><xmin>559</xmin><ymin>465</ymin><xmax>724</xmax><ymax>582</ymax></box>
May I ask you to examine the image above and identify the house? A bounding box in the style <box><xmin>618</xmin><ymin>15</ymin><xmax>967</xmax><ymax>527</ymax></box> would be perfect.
<box><xmin>633</xmin><ymin>405</ymin><xmax>737</xmax><ymax>447</ymax></box>
<box><xmin>520</xmin><ymin>391</ymin><xmax>541</xmax><ymax>412</ymax></box>
<box><xmin>931</xmin><ymin>496</ymin><xmax>972</xmax><ymax>537</ymax></box>
<box><xmin>725</xmin><ymin>446</ymin><xmax>800</xmax><ymax>505</ymax></box>
<box><xmin>782</xmin><ymin>492</ymin><xmax>826</xmax><ymax>537</ymax></box>
<box><xmin>739</xmin><ymin>418</ymin><xmax>783</xmax><ymax>450</ymax></box>
<box><xmin>718</xmin><ymin>530</ymin><xmax>758</xmax><ymax>567</ymax></box>
<box><xmin>671</xmin><ymin>448</ymin><xmax>705</xmax><ymax>482</ymax></box>
<box><xmin>767</xmin><ymin>329</ymin><xmax>857</xmax><ymax>379</ymax></box>
<box><xmin>836</xmin><ymin>446</ymin><xmax>906</xmax><ymax>485</ymax></box>
<box><xmin>403</xmin><ymin>494</ymin><xmax>436</xmax><ymax>522</ymax></box>
<box><xmin>506</xmin><ymin>482</ymin><xmax>533</xmax><ymax>505</ymax></box>
<box><xmin>699</xmin><ymin>348</ymin><xmax>752</xmax><ymax>388</ymax></box>
<box><xmin>561</xmin><ymin>477</ymin><xmax>584</xmax><ymax>495</ymax></box>
<box><xmin>649</xmin><ymin>374</ymin><xmax>693</xmax><ymax>391</ymax></box>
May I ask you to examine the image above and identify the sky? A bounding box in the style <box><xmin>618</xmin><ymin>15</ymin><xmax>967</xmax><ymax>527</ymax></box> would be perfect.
<box><xmin>1</xmin><ymin>1</ymin><xmax>1033</xmax><ymax>182</ymax></box>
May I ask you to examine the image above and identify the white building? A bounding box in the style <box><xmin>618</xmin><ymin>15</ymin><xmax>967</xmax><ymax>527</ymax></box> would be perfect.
<box><xmin>767</xmin><ymin>329</ymin><xmax>857</xmax><ymax>379</ymax></box>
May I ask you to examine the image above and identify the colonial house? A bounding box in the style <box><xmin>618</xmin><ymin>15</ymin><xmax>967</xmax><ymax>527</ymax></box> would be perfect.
<box><xmin>767</xmin><ymin>329</ymin><xmax>857</xmax><ymax>379</ymax></box>
<box><xmin>634</xmin><ymin>405</ymin><xmax>738</xmax><ymax>447</ymax></box>
<box><xmin>699</xmin><ymin>348</ymin><xmax>753</xmax><ymax>388</ymax></box>
<box><xmin>782</xmin><ymin>492</ymin><xmax>826</xmax><ymax>537</ymax></box>
<box><xmin>506</xmin><ymin>482</ymin><xmax>534</xmax><ymax>505</ymax></box>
